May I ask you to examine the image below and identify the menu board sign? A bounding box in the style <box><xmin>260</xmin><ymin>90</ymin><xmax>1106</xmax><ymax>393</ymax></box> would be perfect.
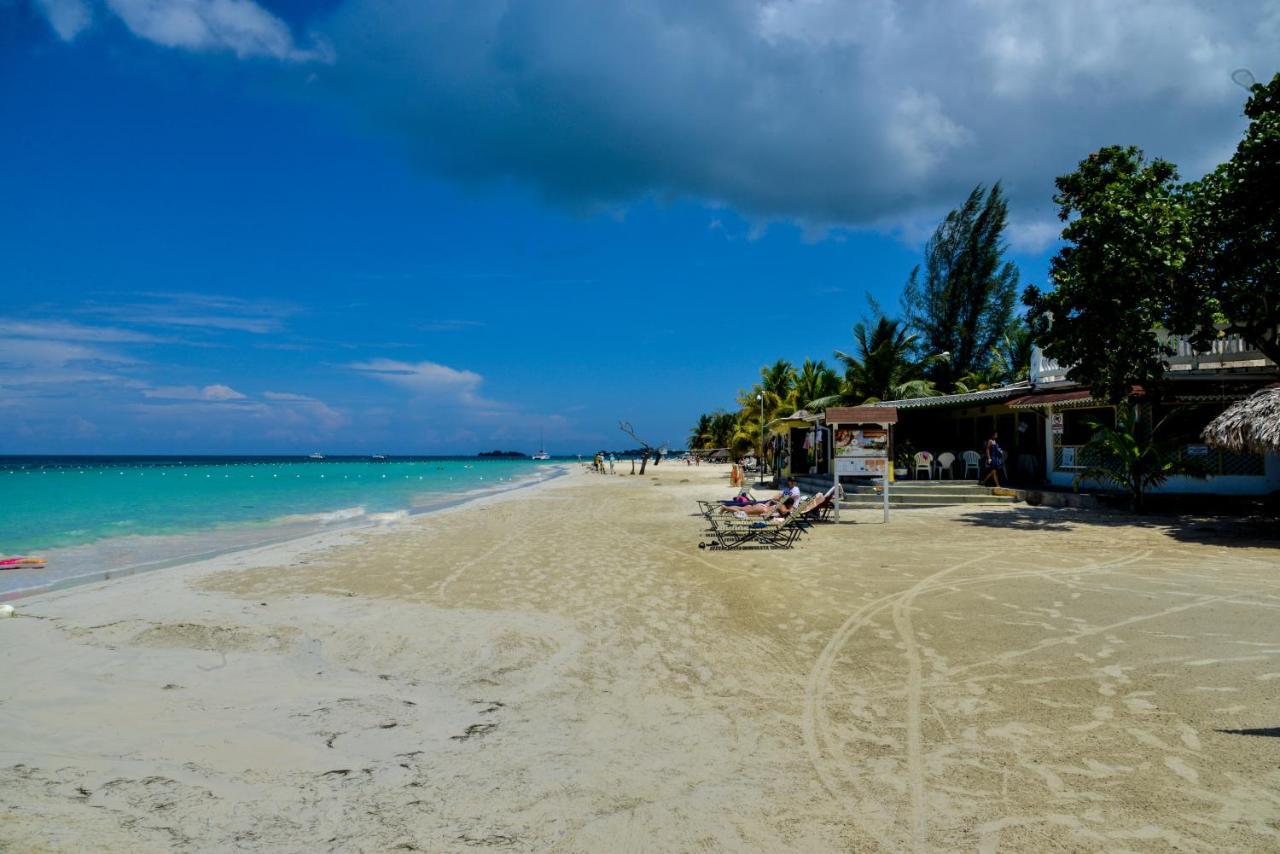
<box><xmin>836</xmin><ymin>456</ymin><xmax>887</xmax><ymax>476</ymax></box>
<box><xmin>833</xmin><ymin>423</ymin><xmax>890</xmax><ymax>477</ymax></box>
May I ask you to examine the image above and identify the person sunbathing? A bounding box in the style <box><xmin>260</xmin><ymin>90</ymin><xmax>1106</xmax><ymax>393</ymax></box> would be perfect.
<box><xmin>719</xmin><ymin>493</ymin><xmax>797</xmax><ymax>517</ymax></box>
<box><xmin>720</xmin><ymin>479</ymin><xmax>802</xmax><ymax>508</ymax></box>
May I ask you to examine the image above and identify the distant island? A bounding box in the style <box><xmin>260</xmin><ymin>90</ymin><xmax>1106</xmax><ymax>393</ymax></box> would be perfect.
<box><xmin>478</xmin><ymin>450</ymin><xmax>526</xmax><ymax>458</ymax></box>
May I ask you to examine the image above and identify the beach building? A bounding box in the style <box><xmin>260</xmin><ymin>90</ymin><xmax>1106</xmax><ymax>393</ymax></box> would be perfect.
<box><xmin>764</xmin><ymin>411</ymin><xmax>828</xmax><ymax>482</ymax></box>
<box><xmin>869</xmin><ymin>331</ymin><xmax>1280</xmax><ymax>497</ymax></box>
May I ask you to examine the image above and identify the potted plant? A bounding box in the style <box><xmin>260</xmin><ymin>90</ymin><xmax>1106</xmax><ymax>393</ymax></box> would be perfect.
<box><xmin>893</xmin><ymin>439</ymin><xmax>914</xmax><ymax>479</ymax></box>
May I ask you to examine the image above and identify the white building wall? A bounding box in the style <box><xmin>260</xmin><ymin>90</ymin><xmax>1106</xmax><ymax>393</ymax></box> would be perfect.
<box><xmin>1040</xmin><ymin>404</ymin><xmax>1280</xmax><ymax>496</ymax></box>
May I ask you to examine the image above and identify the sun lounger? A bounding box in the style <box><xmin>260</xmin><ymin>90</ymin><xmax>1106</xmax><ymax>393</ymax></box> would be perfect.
<box><xmin>800</xmin><ymin>485</ymin><xmax>842</xmax><ymax>522</ymax></box>
<box><xmin>696</xmin><ymin>498</ymin><xmax>816</xmax><ymax>550</ymax></box>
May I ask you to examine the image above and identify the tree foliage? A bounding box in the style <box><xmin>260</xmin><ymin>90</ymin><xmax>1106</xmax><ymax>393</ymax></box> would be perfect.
<box><xmin>1027</xmin><ymin>77</ymin><xmax>1280</xmax><ymax>401</ymax></box>
<box><xmin>902</xmin><ymin>183</ymin><xmax>1019</xmax><ymax>390</ymax></box>
<box><xmin>1023</xmin><ymin>146</ymin><xmax>1193</xmax><ymax>403</ymax></box>
<box><xmin>793</xmin><ymin>358</ymin><xmax>840</xmax><ymax>411</ymax></box>
<box><xmin>1182</xmin><ymin>72</ymin><xmax>1280</xmax><ymax>365</ymax></box>
<box><xmin>810</xmin><ymin>313</ymin><xmax>939</xmax><ymax>408</ymax></box>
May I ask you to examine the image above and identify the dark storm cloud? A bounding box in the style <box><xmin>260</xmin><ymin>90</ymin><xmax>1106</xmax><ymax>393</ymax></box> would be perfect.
<box><xmin>311</xmin><ymin>0</ymin><xmax>1279</xmax><ymax>244</ymax></box>
<box><xmin>30</xmin><ymin>0</ymin><xmax>1280</xmax><ymax>245</ymax></box>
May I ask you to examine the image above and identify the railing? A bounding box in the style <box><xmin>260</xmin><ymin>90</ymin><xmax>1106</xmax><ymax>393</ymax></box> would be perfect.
<box><xmin>1031</xmin><ymin>328</ymin><xmax>1275</xmax><ymax>386</ymax></box>
<box><xmin>1029</xmin><ymin>348</ymin><xmax>1068</xmax><ymax>385</ymax></box>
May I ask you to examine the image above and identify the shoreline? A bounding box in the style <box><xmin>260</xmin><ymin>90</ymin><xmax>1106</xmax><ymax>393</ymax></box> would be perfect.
<box><xmin>1</xmin><ymin>463</ymin><xmax>569</xmax><ymax>603</ymax></box>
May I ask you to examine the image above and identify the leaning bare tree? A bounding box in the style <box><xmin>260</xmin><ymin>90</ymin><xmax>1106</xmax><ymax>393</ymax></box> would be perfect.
<box><xmin>619</xmin><ymin>421</ymin><xmax>666</xmax><ymax>474</ymax></box>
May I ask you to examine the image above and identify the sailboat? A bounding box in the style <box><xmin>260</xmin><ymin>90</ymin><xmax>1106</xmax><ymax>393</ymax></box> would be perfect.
<box><xmin>531</xmin><ymin>430</ymin><xmax>551</xmax><ymax>461</ymax></box>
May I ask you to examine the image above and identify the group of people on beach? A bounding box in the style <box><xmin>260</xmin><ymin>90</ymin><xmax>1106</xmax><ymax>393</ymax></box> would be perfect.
<box><xmin>591</xmin><ymin>452</ymin><xmax>616</xmax><ymax>474</ymax></box>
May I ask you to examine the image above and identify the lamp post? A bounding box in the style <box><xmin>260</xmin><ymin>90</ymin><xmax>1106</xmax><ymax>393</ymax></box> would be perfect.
<box><xmin>756</xmin><ymin>392</ymin><xmax>764</xmax><ymax>486</ymax></box>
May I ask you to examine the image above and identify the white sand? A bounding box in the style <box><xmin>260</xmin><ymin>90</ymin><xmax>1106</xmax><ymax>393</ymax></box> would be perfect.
<box><xmin>3</xmin><ymin>464</ymin><xmax>1279</xmax><ymax>851</ymax></box>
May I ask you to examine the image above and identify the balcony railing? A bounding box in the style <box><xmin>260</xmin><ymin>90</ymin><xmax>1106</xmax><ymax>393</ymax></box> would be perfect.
<box><xmin>1031</xmin><ymin>328</ymin><xmax>1275</xmax><ymax>386</ymax></box>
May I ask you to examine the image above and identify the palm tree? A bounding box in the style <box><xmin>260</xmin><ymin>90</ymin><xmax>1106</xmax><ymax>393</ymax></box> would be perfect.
<box><xmin>953</xmin><ymin>320</ymin><xmax>1034</xmax><ymax>392</ymax></box>
<box><xmin>760</xmin><ymin>358</ymin><xmax>797</xmax><ymax>401</ymax></box>
<box><xmin>708</xmin><ymin>411</ymin><xmax>737</xmax><ymax>449</ymax></box>
<box><xmin>812</xmin><ymin>315</ymin><xmax>940</xmax><ymax>407</ymax></box>
<box><xmin>793</xmin><ymin>358</ymin><xmax>841</xmax><ymax>411</ymax></box>
<box><xmin>1075</xmin><ymin>406</ymin><xmax>1207</xmax><ymax>511</ymax></box>
<box><xmin>688</xmin><ymin>413</ymin><xmax>713</xmax><ymax>450</ymax></box>
<box><xmin>991</xmin><ymin>320</ymin><xmax>1033</xmax><ymax>383</ymax></box>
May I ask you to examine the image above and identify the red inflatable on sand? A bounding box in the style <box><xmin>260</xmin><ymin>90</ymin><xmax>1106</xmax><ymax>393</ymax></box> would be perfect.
<box><xmin>0</xmin><ymin>556</ymin><xmax>47</xmax><ymax>569</ymax></box>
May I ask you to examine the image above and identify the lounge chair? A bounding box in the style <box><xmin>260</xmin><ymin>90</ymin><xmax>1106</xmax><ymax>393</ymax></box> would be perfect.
<box><xmin>800</xmin><ymin>485</ymin><xmax>843</xmax><ymax>522</ymax></box>
<box><xmin>696</xmin><ymin>498</ymin><xmax>816</xmax><ymax>550</ymax></box>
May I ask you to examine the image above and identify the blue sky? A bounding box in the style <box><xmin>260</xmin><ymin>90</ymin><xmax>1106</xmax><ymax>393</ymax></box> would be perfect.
<box><xmin>2</xmin><ymin>1</ymin><xmax>1274</xmax><ymax>454</ymax></box>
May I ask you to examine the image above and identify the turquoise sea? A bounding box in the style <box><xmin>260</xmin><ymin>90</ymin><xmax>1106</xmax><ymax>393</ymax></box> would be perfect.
<box><xmin>1</xmin><ymin>456</ymin><xmax>566</xmax><ymax>595</ymax></box>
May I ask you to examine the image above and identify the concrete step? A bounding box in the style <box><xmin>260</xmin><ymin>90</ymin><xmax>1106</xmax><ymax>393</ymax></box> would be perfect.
<box><xmin>841</xmin><ymin>493</ymin><xmax>1018</xmax><ymax>507</ymax></box>
<box><xmin>845</xmin><ymin>482</ymin><xmax>992</xmax><ymax>495</ymax></box>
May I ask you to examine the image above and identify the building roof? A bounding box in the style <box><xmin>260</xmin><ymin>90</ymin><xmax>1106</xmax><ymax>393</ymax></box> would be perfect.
<box><xmin>872</xmin><ymin>382</ymin><xmax>1032</xmax><ymax>411</ymax></box>
<box><xmin>1202</xmin><ymin>384</ymin><xmax>1280</xmax><ymax>454</ymax></box>
<box><xmin>1007</xmin><ymin>389</ymin><xmax>1097</xmax><ymax>409</ymax></box>
<box><xmin>825</xmin><ymin>405</ymin><xmax>899</xmax><ymax>424</ymax></box>
<box><xmin>1009</xmin><ymin>379</ymin><xmax>1268</xmax><ymax>410</ymax></box>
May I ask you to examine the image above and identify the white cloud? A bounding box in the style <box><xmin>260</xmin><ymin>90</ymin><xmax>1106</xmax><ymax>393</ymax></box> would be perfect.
<box><xmin>34</xmin><ymin>0</ymin><xmax>92</xmax><ymax>40</ymax></box>
<box><xmin>348</xmin><ymin>358</ymin><xmax>486</xmax><ymax>403</ymax></box>
<box><xmin>80</xmin><ymin>292</ymin><xmax>295</xmax><ymax>334</ymax></box>
<box><xmin>0</xmin><ymin>319</ymin><xmax>161</xmax><ymax>343</ymax></box>
<box><xmin>1006</xmin><ymin>218</ymin><xmax>1062</xmax><ymax>254</ymax></box>
<box><xmin>0</xmin><ymin>337</ymin><xmax>137</xmax><ymax>387</ymax></box>
<box><xmin>142</xmin><ymin>383</ymin><xmax>246</xmax><ymax>400</ymax></box>
<box><xmin>35</xmin><ymin>0</ymin><xmax>332</xmax><ymax>62</ymax></box>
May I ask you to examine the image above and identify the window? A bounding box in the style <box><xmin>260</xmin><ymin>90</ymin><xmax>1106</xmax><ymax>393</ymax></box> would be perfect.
<box><xmin>1060</xmin><ymin>406</ymin><xmax>1113</xmax><ymax>445</ymax></box>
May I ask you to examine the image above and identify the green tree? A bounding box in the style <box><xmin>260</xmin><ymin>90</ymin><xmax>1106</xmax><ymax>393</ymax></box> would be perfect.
<box><xmin>811</xmin><ymin>314</ymin><xmax>939</xmax><ymax>407</ymax></box>
<box><xmin>1074</xmin><ymin>406</ymin><xmax>1206</xmax><ymax>511</ymax></box>
<box><xmin>991</xmin><ymin>319</ymin><xmax>1034</xmax><ymax>383</ymax></box>
<box><xmin>708</xmin><ymin>411</ymin><xmax>737</xmax><ymax>449</ymax></box>
<box><xmin>1182</xmin><ymin>73</ymin><xmax>1280</xmax><ymax>365</ymax></box>
<box><xmin>902</xmin><ymin>183</ymin><xmax>1020</xmax><ymax>390</ymax></box>
<box><xmin>793</xmin><ymin>358</ymin><xmax>841</xmax><ymax>411</ymax></box>
<box><xmin>688</xmin><ymin>413</ymin><xmax>713</xmax><ymax>450</ymax></box>
<box><xmin>1023</xmin><ymin>146</ymin><xmax>1193</xmax><ymax>403</ymax></box>
<box><xmin>759</xmin><ymin>359</ymin><xmax>797</xmax><ymax>402</ymax></box>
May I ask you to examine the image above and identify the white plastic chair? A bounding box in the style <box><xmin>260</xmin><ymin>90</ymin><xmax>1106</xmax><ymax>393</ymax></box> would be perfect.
<box><xmin>961</xmin><ymin>450</ymin><xmax>981</xmax><ymax>479</ymax></box>
<box><xmin>913</xmin><ymin>451</ymin><xmax>934</xmax><ymax>480</ymax></box>
<box><xmin>936</xmin><ymin>451</ymin><xmax>956</xmax><ymax>479</ymax></box>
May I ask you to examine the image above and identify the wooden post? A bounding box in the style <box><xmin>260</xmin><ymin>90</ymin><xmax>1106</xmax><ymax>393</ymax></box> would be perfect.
<box><xmin>831</xmin><ymin>424</ymin><xmax>840</xmax><ymax>523</ymax></box>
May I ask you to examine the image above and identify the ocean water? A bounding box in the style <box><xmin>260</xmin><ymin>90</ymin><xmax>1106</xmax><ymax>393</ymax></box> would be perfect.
<box><xmin>2</xmin><ymin>455</ymin><xmax>563</xmax><ymax>557</ymax></box>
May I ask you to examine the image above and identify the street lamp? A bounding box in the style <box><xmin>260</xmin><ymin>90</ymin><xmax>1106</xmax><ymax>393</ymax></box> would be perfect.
<box><xmin>756</xmin><ymin>392</ymin><xmax>764</xmax><ymax>485</ymax></box>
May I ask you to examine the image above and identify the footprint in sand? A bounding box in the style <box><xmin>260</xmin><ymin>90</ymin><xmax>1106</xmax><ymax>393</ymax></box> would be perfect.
<box><xmin>1165</xmin><ymin>756</ymin><xmax>1199</xmax><ymax>784</ymax></box>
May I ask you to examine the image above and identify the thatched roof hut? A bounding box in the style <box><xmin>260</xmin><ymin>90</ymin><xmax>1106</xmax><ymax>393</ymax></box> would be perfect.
<box><xmin>1202</xmin><ymin>386</ymin><xmax>1280</xmax><ymax>454</ymax></box>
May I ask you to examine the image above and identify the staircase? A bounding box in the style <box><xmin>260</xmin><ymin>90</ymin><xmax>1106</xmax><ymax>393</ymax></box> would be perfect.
<box><xmin>792</xmin><ymin>475</ymin><xmax>1018</xmax><ymax>508</ymax></box>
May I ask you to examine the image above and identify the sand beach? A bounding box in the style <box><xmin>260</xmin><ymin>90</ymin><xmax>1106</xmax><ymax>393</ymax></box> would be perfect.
<box><xmin>3</xmin><ymin>464</ymin><xmax>1280</xmax><ymax>852</ymax></box>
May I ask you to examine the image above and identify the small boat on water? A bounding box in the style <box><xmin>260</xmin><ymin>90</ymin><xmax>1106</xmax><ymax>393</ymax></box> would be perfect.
<box><xmin>531</xmin><ymin>430</ymin><xmax>551</xmax><ymax>461</ymax></box>
<box><xmin>308</xmin><ymin>452</ymin><xmax>325</xmax><ymax>460</ymax></box>
<box><xmin>371</xmin><ymin>454</ymin><xmax>387</xmax><ymax>461</ymax></box>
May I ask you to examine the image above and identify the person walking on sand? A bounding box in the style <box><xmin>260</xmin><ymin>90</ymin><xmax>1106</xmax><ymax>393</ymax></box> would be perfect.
<box><xmin>608</xmin><ymin>453</ymin><xmax>616</xmax><ymax>474</ymax></box>
<box><xmin>981</xmin><ymin>431</ymin><xmax>1004</xmax><ymax>488</ymax></box>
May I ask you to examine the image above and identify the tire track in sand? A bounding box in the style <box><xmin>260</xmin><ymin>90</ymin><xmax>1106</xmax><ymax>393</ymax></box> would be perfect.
<box><xmin>802</xmin><ymin>548</ymin><xmax>1151</xmax><ymax>849</ymax></box>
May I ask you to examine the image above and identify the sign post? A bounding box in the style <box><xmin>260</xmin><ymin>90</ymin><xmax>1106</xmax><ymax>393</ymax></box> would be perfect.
<box><xmin>823</xmin><ymin>406</ymin><xmax>898</xmax><ymax>524</ymax></box>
